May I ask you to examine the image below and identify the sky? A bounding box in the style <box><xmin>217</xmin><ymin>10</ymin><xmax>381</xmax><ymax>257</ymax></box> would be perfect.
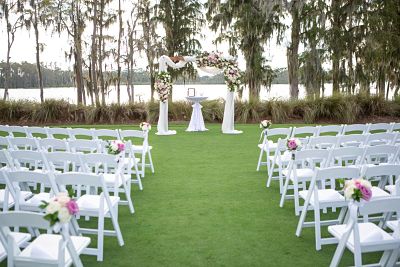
<box><xmin>0</xmin><ymin>3</ymin><xmax>289</xmax><ymax>72</ymax></box>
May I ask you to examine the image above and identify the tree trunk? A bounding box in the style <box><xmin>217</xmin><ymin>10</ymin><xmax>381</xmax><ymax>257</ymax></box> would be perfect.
<box><xmin>116</xmin><ymin>0</ymin><xmax>123</xmax><ymax>104</ymax></box>
<box><xmin>90</xmin><ymin>0</ymin><xmax>99</xmax><ymax>106</ymax></box>
<box><xmin>98</xmin><ymin>0</ymin><xmax>106</xmax><ymax>105</ymax></box>
<box><xmin>33</xmin><ymin>5</ymin><xmax>44</xmax><ymax>103</ymax></box>
<box><xmin>3</xmin><ymin>5</ymin><xmax>11</xmax><ymax>101</ymax></box>
<box><xmin>331</xmin><ymin>0</ymin><xmax>341</xmax><ymax>95</ymax></box>
<box><xmin>287</xmin><ymin>5</ymin><xmax>300</xmax><ymax>100</ymax></box>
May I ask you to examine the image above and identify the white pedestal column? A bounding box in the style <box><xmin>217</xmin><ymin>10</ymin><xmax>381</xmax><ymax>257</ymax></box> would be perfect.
<box><xmin>156</xmin><ymin>100</ymin><xmax>176</xmax><ymax>135</ymax></box>
<box><xmin>222</xmin><ymin>90</ymin><xmax>242</xmax><ymax>134</ymax></box>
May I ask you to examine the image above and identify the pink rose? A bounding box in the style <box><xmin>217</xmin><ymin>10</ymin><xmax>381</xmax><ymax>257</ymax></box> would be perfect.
<box><xmin>287</xmin><ymin>139</ymin><xmax>297</xmax><ymax>150</ymax></box>
<box><xmin>358</xmin><ymin>184</ymin><xmax>372</xmax><ymax>201</ymax></box>
<box><xmin>66</xmin><ymin>200</ymin><xmax>79</xmax><ymax>215</ymax></box>
<box><xmin>117</xmin><ymin>143</ymin><xmax>125</xmax><ymax>152</ymax></box>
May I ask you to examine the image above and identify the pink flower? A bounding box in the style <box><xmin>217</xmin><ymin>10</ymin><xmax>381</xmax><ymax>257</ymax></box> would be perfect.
<box><xmin>66</xmin><ymin>200</ymin><xmax>79</xmax><ymax>215</ymax></box>
<box><xmin>287</xmin><ymin>139</ymin><xmax>298</xmax><ymax>150</ymax></box>
<box><xmin>357</xmin><ymin>184</ymin><xmax>372</xmax><ymax>201</ymax></box>
<box><xmin>117</xmin><ymin>143</ymin><xmax>125</xmax><ymax>152</ymax></box>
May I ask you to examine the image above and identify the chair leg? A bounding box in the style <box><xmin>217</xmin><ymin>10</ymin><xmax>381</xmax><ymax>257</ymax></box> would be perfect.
<box><xmin>148</xmin><ymin>150</ymin><xmax>154</xmax><ymax>173</ymax></box>
<box><xmin>314</xmin><ymin>205</ymin><xmax>322</xmax><ymax>250</ymax></box>
<box><xmin>293</xmin><ymin>180</ymin><xmax>300</xmax><ymax>216</ymax></box>
<box><xmin>256</xmin><ymin>149</ymin><xmax>263</xmax><ymax>171</ymax></box>
<box><xmin>279</xmin><ymin>173</ymin><xmax>291</xmax><ymax>208</ymax></box>
<box><xmin>123</xmin><ymin>179</ymin><xmax>135</xmax><ymax>214</ymax></box>
<box><xmin>97</xmin><ymin>213</ymin><xmax>104</xmax><ymax>261</ymax></box>
<box><xmin>110</xmin><ymin>205</ymin><xmax>124</xmax><ymax>246</ymax></box>
<box><xmin>266</xmin><ymin>155</ymin><xmax>277</xmax><ymax>188</ymax></box>
<box><xmin>354</xmin><ymin>249</ymin><xmax>362</xmax><ymax>267</ymax></box>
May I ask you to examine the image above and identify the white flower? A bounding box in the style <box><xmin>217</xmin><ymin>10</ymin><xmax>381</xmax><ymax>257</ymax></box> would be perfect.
<box><xmin>110</xmin><ymin>143</ymin><xmax>118</xmax><ymax>152</ymax></box>
<box><xmin>344</xmin><ymin>181</ymin><xmax>357</xmax><ymax>199</ymax></box>
<box><xmin>295</xmin><ymin>139</ymin><xmax>302</xmax><ymax>147</ymax></box>
<box><xmin>46</xmin><ymin>201</ymin><xmax>61</xmax><ymax>214</ymax></box>
<box><xmin>58</xmin><ymin>207</ymin><xmax>72</xmax><ymax>223</ymax></box>
<box><xmin>359</xmin><ymin>179</ymin><xmax>372</xmax><ymax>188</ymax></box>
<box><xmin>56</xmin><ymin>192</ymin><xmax>70</xmax><ymax>206</ymax></box>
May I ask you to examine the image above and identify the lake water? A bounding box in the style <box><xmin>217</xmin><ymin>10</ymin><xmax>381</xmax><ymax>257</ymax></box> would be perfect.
<box><xmin>0</xmin><ymin>83</ymin><xmax>384</xmax><ymax>104</ymax></box>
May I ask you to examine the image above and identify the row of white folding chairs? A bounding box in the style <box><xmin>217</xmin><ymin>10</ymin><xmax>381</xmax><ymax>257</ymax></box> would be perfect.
<box><xmin>264</xmin><ymin>133</ymin><xmax>400</xmax><ymax>184</ymax></box>
<box><xmin>0</xmin><ymin>149</ymin><xmax>136</xmax><ymax>214</ymax></box>
<box><xmin>0</xmin><ymin>136</ymin><xmax>145</xmax><ymax>189</ymax></box>
<box><xmin>293</xmin><ymin>165</ymin><xmax>400</xmax><ymax>266</ymax></box>
<box><xmin>0</xmin><ymin>168</ymin><xmax>124</xmax><ymax>262</ymax></box>
<box><xmin>256</xmin><ymin>123</ymin><xmax>400</xmax><ymax>172</ymax></box>
<box><xmin>0</xmin><ymin>125</ymin><xmax>155</xmax><ymax>177</ymax></box>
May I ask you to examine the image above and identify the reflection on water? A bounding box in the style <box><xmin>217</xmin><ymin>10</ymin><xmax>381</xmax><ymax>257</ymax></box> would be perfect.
<box><xmin>0</xmin><ymin>83</ymin><xmax>384</xmax><ymax>104</ymax></box>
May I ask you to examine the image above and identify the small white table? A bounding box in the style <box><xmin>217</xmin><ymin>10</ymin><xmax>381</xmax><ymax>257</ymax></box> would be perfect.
<box><xmin>186</xmin><ymin>96</ymin><xmax>208</xmax><ymax>132</ymax></box>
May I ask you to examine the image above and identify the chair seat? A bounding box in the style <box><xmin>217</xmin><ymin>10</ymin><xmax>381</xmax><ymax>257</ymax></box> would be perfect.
<box><xmin>299</xmin><ymin>189</ymin><xmax>345</xmax><ymax>205</ymax></box>
<box><xmin>24</xmin><ymin>192</ymin><xmax>52</xmax><ymax>207</ymax></box>
<box><xmin>77</xmin><ymin>194</ymin><xmax>120</xmax><ymax>213</ymax></box>
<box><xmin>0</xmin><ymin>232</ymin><xmax>31</xmax><ymax>261</ymax></box>
<box><xmin>328</xmin><ymin>222</ymin><xmax>395</xmax><ymax>250</ymax></box>
<box><xmin>385</xmin><ymin>185</ymin><xmax>396</xmax><ymax>195</ymax></box>
<box><xmin>282</xmin><ymin>168</ymin><xmax>314</xmax><ymax>180</ymax></box>
<box><xmin>386</xmin><ymin>220</ymin><xmax>398</xmax><ymax>231</ymax></box>
<box><xmin>370</xmin><ymin>187</ymin><xmax>391</xmax><ymax>199</ymax></box>
<box><xmin>258</xmin><ymin>141</ymin><xmax>277</xmax><ymax>151</ymax></box>
<box><xmin>19</xmin><ymin>234</ymin><xmax>90</xmax><ymax>264</ymax></box>
<box><xmin>0</xmin><ymin>189</ymin><xmax>32</xmax><ymax>207</ymax></box>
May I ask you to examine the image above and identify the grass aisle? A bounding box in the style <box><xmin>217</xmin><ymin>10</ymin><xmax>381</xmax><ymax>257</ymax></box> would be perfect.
<box><xmin>1</xmin><ymin>123</ymin><xmax>374</xmax><ymax>266</ymax></box>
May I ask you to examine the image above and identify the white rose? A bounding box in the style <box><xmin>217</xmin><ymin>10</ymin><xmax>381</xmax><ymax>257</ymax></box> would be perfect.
<box><xmin>295</xmin><ymin>139</ymin><xmax>302</xmax><ymax>147</ymax></box>
<box><xmin>359</xmin><ymin>179</ymin><xmax>371</xmax><ymax>188</ymax></box>
<box><xmin>344</xmin><ymin>181</ymin><xmax>356</xmax><ymax>199</ymax></box>
<box><xmin>46</xmin><ymin>201</ymin><xmax>61</xmax><ymax>214</ymax></box>
<box><xmin>110</xmin><ymin>143</ymin><xmax>118</xmax><ymax>151</ymax></box>
<box><xmin>58</xmin><ymin>207</ymin><xmax>72</xmax><ymax>223</ymax></box>
<box><xmin>56</xmin><ymin>192</ymin><xmax>70</xmax><ymax>206</ymax></box>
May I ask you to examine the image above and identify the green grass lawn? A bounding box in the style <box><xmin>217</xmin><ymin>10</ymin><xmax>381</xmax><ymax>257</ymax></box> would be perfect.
<box><xmin>1</xmin><ymin>123</ymin><xmax>381</xmax><ymax>266</ymax></box>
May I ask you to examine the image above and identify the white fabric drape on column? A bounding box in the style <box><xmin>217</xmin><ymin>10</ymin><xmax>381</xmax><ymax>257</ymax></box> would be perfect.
<box><xmin>222</xmin><ymin>89</ymin><xmax>242</xmax><ymax>134</ymax></box>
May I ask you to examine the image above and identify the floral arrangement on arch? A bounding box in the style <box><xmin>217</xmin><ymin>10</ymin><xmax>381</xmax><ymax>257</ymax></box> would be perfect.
<box><xmin>155</xmin><ymin>71</ymin><xmax>173</xmax><ymax>102</ymax></box>
<box><xmin>196</xmin><ymin>51</ymin><xmax>242</xmax><ymax>92</ymax></box>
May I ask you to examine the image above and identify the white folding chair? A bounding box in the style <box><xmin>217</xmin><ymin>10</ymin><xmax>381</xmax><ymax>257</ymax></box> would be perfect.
<box><xmin>69</xmin><ymin>128</ymin><xmax>95</xmax><ymax>140</ymax></box>
<box><xmin>3</xmin><ymin>170</ymin><xmax>59</xmax><ymax>212</ymax></box>
<box><xmin>38</xmin><ymin>138</ymin><xmax>70</xmax><ymax>152</ymax></box>
<box><xmin>326</xmin><ymin>146</ymin><xmax>365</xmax><ymax>167</ymax></box>
<box><xmin>0</xmin><ymin>230</ymin><xmax>30</xmax><ymax>263</ymax></box>
<box><xmin>296</xmin><ymin>166</ymin><xmax>361</xmax><ymax>250</ymax></box>
<box><xmin>120</xmin><ymin>129</ymin><xmax>154</xmax><ymax>177</ymax></box>
<box><xmin>367</xmin><ymin>122</ymin><xmax>392</xmax><ymax>133</ymax></box>
<box><xmin>0</xmin><ymin>169</ymin><xmax>33</xmax><ymax>212</ymax></box>
<box><xmin>316</xmin><ymin>125</ymin><xmax>343</xmax><ymax>136</ymax></box>
<box><xmin>365</xmin><ymin>132</ymin><xmax>397</xmax><ymax>146</ymax></box>
<box><xmin>8</xmin><ymin>137</ymin><xmax>40</xmax><ymax>151</ymax></box>
<box><xmin>82</xmin><ymin>153</ymin><xmax>135</xmax><ymax>213</ymax></box>
<box><xmin>328</xmin><ymin>197</ymin><xmax>400</xmax><ymax>267</ymax></box>
<box><xmin>43</xmin><ymin>151</ymin><xmax>85</xmax><ymax>173</ymax></box>
<box><xmin>256</xmin><ymin>127</ymin><xmax>292</xmax><ymax>172</ymax></box>
<box><xmin>266</xmin><ymin>138</ymin><xmax>291</xmax><ymax>192</ymax></box>
<box><xmin>336</xmin><ymin>134</ymin><xmax>367</xmax><ymax>148</ymax></box>
<box><xmin>68</xmin><ymin>139</ymin><xmax>101</xmax><ymax>154</ymax></box>
<box><xmin>47</xmin><ymin>127</ymin><xmax>72</xmax><ymax>139</ymax></box>
<box><xmin>361</xmin><ymin>145</ymin><xmax>400</xmax><ymax>165</ymax></box>
<box><xmin>290</xmin><ymin>126</ymin><xmax>317</xmax><ymax>146</ymax></box>
<box><xmin>55</xmin><ymin>172</ymin><xmax>124</xmax><ymax>261</ymax></box>
<box><xmin>279</xmin><ymin>149</ymin><xmax>330</xmax><ymax>215</ymax></box>
<box><xmin>123</xmin><ymin>140</ymin><xmax>143</xmax><ymax>190</ymax></box>
<box><xmin>0</xmin><ymin>150</ymin><xmax>16</xmax><ymax>211</ymax></box>
<box><xmin>341</xmin><ymin>124</ymin><xmax>368</xmax><ymax>135</ymax></box>
<box><xmin>9</xmin><ymin>150</ymin><xmax>47</xmax><ymax>172</ymax></box>
<box><xmin>26</xmin><ymin>126</ymin><xmax>50</xmax><ymax>138</ymax></box>
<box><xmin>0</xmin><ymin>137</ymin><xmax>10</xmax><ymax>150</ymax></box>
<box><xmin>93</xmin><ymin>129</ymin><xmax>121</xmax><ymax>140</ymax></box>
<box><xmin>0</xmin><ymin>211</ymin><xmax>90</xmax><ymax>267</ymax></box>
<box><xmin>361</xmin><ymin>165</ymin><xmax>400</xmax><ymax>201</ymax></box>
<box><xmin>307</xmin><ymin>136</ymin><xmax>339</xmax><ymax>149</ymax></box>
<box><xmin>7</xmin><ymin>126</ymin><xmax>28</xmax><ymax>137</ymax></box>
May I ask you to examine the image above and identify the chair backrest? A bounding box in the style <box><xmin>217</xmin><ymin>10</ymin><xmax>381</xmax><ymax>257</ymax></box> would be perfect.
<box><xmin>362</xmin><ymin>164</ymin><xmax>400</xmax><ymax>182</ymax></box>
<box><xmin>362</xmin><ymin>145</ymin><xmax>400</xmax><ymax>164</ymax></box>
<box><xmin>365</xmin><ymin>132</ymin><xmax>397</xmax><ymax>146</ymax></box>
<box><xmin>307</xmin><ymin>136</ymin><xmax>339</xmax><ymax>149</ymax></box>
<box><xmin>69</xmin><ymin>128</ymin><xmax>95</xmax><ymax>140</ymax></box>
<box><xmin>327</xmin><ymin>146</ymin><xmax>365</xmax><ymax>167</ymax></box>
<box><xmin>8</xmin><ymin>150</ymin><xmax>47</xmax><ymax>170</ymax></box>
<box><xmin>68</xmin><ymin>139</ymin><xmax>101</xmax><ymax>153</ymax></box>
<box><xmin>314</xmin><ymin>166</ymin><xmax>360</xmax><ymax>182</ymax></box>
<box><xmin>0</xmin><ymin>125</ymin><xmax>10</xmax><ymax>136</ymax></box>
<box><xmin>93</xmin><ymin>129</ymin><xmax>121</xmax><ymax>140</ymax></box>
<box><xmin>358</xmin><ymin>196</ymin><xmax>400</xmax><ymax>217</ymax></box>
<box><xmin>291</xmin><ymin>126</ymin><xmax>317</xmax><ymax>138</ymax></box>
<box><xmin>337</xmin><ymin>134</ymin><xmax>366</xmax><ymax>147</ymax></box>
<box><xmin>367</xmin><ymin>123</ymin><xmax>392</xmax><ymax>133</ymax></box>
<box><xmin>292</xmin><ymin>149</ymin><xmax>330</xmax><ymax>168</ymax></box>
<box><xmin>0</xmin><ymin>150</ymin><xmax>13</xmax><ymax>168</ymax></box>
<box><xmin>341</xmin><ymin>124</ymin><xmax>368</xmax><ymax>135</ymax></box>
<box><xmin>55</xmin><ymin>172</ymin><xmax>105</xmax><ymax>188</ymax></box>
<box><xmin>119</xmin><ymin>129</ymin><xmax>145</xmax><ymax>139</ymax></box>
<box><xmin>7</xmin><ymin>126</ymin><xmax>28</xmax><ymax>137</ymax></box>
<box><xmin>38</xmin><ymin>138</ymin><xmax>70</xmax><ymax>152</ymax></box>
<box><xmin>316</xmin><ymin>125</ymin><xmax>343</xmax><ymax>136</ymax></box>
<box><xmin>391</xmin><ymin>122</ymin><xmax>400</xmax><ymax>133</ymax></box>
<box><xmin>0</xmin><ymin>136</ymin><xmax>10</xmax><ymax>149</ymax></box>
<box><xmin>47</xmin><ymin>127</ymin><xmax>72</xmax><ymax>139</ymax></box>
<box><xmin>8</xmin><ymin>137</ymin><xmax>39</xmax><ymax>151</ymax></box>
<box><xmin>43</xmin><ymin>151</ymin><xmax>84</xmax><ymax>172</ymax></box>
<box><xmin>25</xmin><ymin>126</ymin><xmax>49</xmax><ymax>138</ymax></box>
<box><xmin>82</xmin><ymin>153</ymin><xmax>120</xmax><ymax>171</ymax></box>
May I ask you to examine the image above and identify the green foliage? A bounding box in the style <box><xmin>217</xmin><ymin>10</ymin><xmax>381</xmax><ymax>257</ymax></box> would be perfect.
<box><xmin>0</xmin><ymin>95</ymin><xmax>399</xmax><ymax>125</ymax></box>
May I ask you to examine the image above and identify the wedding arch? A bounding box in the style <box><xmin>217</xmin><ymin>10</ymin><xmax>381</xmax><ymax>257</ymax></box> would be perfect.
<box><xmin>155</xmin><ymin>52</ymin><xmax>243</xmax><ymax>135</ymax></box>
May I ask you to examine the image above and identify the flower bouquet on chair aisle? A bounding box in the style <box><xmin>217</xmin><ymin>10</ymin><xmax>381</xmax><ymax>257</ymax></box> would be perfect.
<box><xmin>343</xmin><ymin>178</ymin><xmax>372</xmax><ymax>206</ymax></box>
<box><xmin>107</xmin><ymin>140</ymin><xmax>125</xmax><ymax>162</ymax></box>
<box><xmin>140</xmin><ymin>122</ymin><xmax>151</xmax><ymax>131</ymax></box>
<box><xmin>286</xmin><ymin>138</ymin><xmax>302</xmax><ymax>160</ymax></box>
<box><xmin>40</xmin><ymin>191</ymin><xmax>79</xmax><ymax>233</ymax></box>
<box><xmin>259</xmin><ymin>120</ymin><xmax>272</xmax><ymax>141</ymax></box>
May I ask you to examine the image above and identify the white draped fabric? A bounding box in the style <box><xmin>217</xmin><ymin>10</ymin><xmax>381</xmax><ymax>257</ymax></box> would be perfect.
<box><xmin>186</xmin><ymin>96</ymin><xmax>208</xmax><ymax>132</ymax></box>
<box><xmin>156</xmin><ymin>55</ymin><xmax>242</xmax><ymax>135</ymax></box>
